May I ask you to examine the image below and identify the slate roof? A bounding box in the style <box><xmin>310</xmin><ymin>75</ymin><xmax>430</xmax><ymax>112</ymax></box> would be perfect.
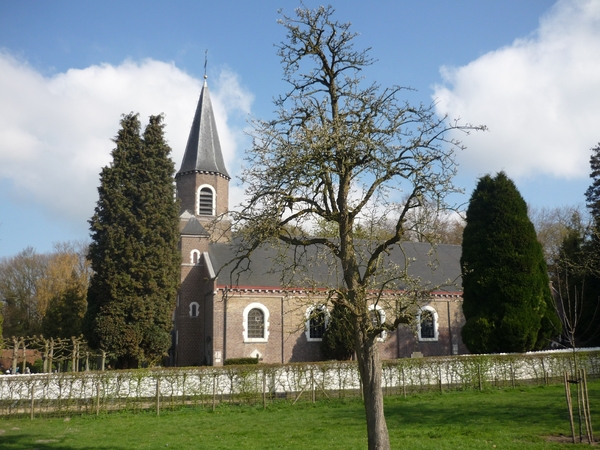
<box><xmin>181</xmin><ymin>216</ymin><xmax>209</xmax><ymax>236</ymax></box>
<box><xmin>208</xmin><ymin>240</ymin><xmax>462</xmax><ymax>293</ymax></box>
<box><xmin>177</xmin><ymin>80</ymin><xmax>230</xmax><ymax>179</ymax></box>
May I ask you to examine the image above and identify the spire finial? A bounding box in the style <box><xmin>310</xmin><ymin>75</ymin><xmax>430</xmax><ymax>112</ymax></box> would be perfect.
<box><xmin>204</xmin><ymin>49</ymin><xmax>208</xmax><ymax>80</ymax></box>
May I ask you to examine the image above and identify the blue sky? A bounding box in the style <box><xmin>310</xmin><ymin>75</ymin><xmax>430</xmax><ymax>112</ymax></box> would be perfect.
<box><xmin>1</xmin><ymin>0</ymin><xmax>599</xmax><ymax>257</ymax></box>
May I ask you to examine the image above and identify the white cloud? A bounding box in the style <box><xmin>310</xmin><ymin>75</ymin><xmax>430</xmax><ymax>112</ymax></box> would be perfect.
<box><xmin>210</xmin><ymin>69</ymin><xmax>254</xmax><ymax>174</ymax></box>
<box><xmin>433</xmin><ymin>0</ymin><xmax>600</xmax><ymax>180</ymax></box>
<box><xmin>0</xmin><ymin>53</ymin><xmax>252</xmax><ymax>223</ymax></box>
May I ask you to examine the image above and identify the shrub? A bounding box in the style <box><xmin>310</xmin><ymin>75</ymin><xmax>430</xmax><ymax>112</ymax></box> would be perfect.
<box><xmin>224</xmin><ymin>357</ymin><xmax>259</xmax><ymax>366</ymax></box>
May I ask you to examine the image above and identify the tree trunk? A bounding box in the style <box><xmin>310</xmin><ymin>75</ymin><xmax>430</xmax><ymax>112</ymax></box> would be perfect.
<box><xmin>116</xmin><ymin>356</ymin><xmax>138</xmax><ymax>370</ymax></box>
<box><xmin>356</xmin><ymin>327</ymin><xmax>390</xmax><ymax>450</ymax></box>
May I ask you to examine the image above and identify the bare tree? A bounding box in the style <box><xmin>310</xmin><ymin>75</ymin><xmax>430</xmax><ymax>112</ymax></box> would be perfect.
<box><xmin>228</xmin><ymin>6</ymin><xmax>483</xmax><ymax>449</ymax></box>
<box><xmin>529</xmin><ymin>204</ymin><xmax>588</xmax><ymax>265</ymax></box>
<box><xmin>401</xmin><ymin>195</ymin><xmax>465</xmax><ymax>244</ymax></box>
<box><xmin>0</xmin><ymin>247</ymin><xmax>48</xmax><ymax>336</ymax></box>
<box><xmin>551</xmin><ymin>218</ymin><xmax>600</xmax><ymax>348</ymax></box>
<box><xmin>0</xmin><ymin>242</ymin><xmax>90</xmax><ymax>338</ymax></box>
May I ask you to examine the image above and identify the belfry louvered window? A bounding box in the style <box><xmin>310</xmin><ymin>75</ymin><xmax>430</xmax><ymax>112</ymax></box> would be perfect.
<box><xmin>199</xmin><ymin>187</ymin><xmax>213</xmax><ymax>216</ymax></box>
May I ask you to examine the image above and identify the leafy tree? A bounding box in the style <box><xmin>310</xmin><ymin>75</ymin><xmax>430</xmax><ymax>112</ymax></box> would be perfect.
<box><xmin>230</xmin><ymin>6</ymin><xmax>483</xmax><ymax>448</ymax></box>
<box><xmin>321</xmin><ymin>302</ymin><xmax>354</xmax><ymax>361</ymax></box>
<box><xmin>84</xmin><ymin>114</ymin><xmax>180</xmax><ymax>368</ymax></box>
<box><xmin>38</xmin><ymin>241</ymin><xmax>91</xmax><ymax>338</ymax></box>
<box><xmin>461</xmin><ymin>172</ymin><xmax>561</xmax><ymax>353</ymax></box>
<box><xmin>0</xmin><ymin>242</ymin><xmax>90</xmax><ymax>338</ymax></box>
<box><xmin>42</xmin><ymin>286</ymin><xmax>87</xmax><ymax>339</ymax></box>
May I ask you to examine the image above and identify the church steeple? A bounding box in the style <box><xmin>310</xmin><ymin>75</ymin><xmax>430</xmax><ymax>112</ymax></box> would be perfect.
<box><xmin>176</xmin><ymin>78</ymin><xmax>230</xmax><ymax>222</ymax></box>
<box><xmin>177</xmin><ymin>79</ymin><xmax>230</xmax><ymax>179</ymax></box>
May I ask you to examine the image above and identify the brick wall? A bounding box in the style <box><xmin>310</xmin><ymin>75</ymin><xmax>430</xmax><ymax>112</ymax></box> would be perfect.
<box><xmin>175</xmin><ymin>249</ymin><xmax>216</xmax><ymax>366</ymax></box>
<box><xmin>176</xmin><ymin>172</ymin><xmax>229</xmax><ymax>217</ymax></box>
<box><xmin>196</xmin><ymin>289</ymin><xmax>467</xmax><ymax>366</ymax></box>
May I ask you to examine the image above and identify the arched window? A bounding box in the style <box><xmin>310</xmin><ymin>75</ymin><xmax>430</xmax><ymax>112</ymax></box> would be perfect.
<box><xmin>189</xmin><ymin>302</ymin><xmax>199</xmax><ymax>318</ymax></box>
<box><xmin>243</xmin><ymin>303</ymin><xmax>269</xmax><ymax>342</ymax></box>
<box><xmin>305</xmin><ymin>305</ymin><xmax>329</xmax><ymax>341</ymax></box>
<box><xmin>418</xmin><ymin>306</ymin><xmax>439</xmax><ymax>341</ymax></box>
<box><xmin>369</xmin><ymin>305</ymin><xmax>386</xmax><ymax>341</ymax></box>
<box><xmin>198</xmin><ymin>186</ymin><xmax>214</xmax><ymax>216</ymax></box>
<box><xmin>247</xmin><ymin>308</ymin><xmax>264</xmax><ymax>338</ymax></box>
<box><xmin>190</xmin><ymin>249</ymin><xmax>200</xmax><ymax>264</ymax></box>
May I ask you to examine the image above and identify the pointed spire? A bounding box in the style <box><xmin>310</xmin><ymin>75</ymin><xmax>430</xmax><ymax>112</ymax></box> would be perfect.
<box><xmin>177</xmin><ymin>80</ymin><xmax>230</xmax><ymax>179</ymax></box>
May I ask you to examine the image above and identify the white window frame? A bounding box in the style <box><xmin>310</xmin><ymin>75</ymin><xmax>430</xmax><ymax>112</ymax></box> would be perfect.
<box><xmin>369</xmin><ymin>304</ymin><xmax>387</xmax><ymax>341</ymax></box>
<box><xmin>417</xmin><ymin>306</ymin><xmax>439</xmax><ymax>342</ymax></box>
<box><xmin>190</xmin><ymin>249</ymin><xmax>201</xmax><ymax>264</ymax></box>
<box><xmin>189</xmin><ymin>301</ymin><xmax>199</xmax><ymax>318</ymax></box>
<box><xmin>196</xmin><ymin>184</ymin><xmax>216</xmax><ymax>216</ymax></box>
<box><xmin>243</xmin><ymin>303</ymin><xmax>269</xmax><ymax>343</ymax></box>
<box><xmin>305</xmin><ymin>305</ymin><xmax>329</xmax><ymax>342</ymax></box>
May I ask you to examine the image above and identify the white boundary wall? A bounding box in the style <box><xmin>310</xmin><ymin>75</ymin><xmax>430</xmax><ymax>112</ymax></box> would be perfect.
<box><xmin>1</xmin><ymin>348</ymin><xmax>598</xmax><ymax>403</ymax></box>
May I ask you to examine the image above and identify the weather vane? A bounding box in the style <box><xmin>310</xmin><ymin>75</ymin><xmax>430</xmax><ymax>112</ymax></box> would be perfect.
<box><xmin>204</xmin><ymin>49</ymin><xmax>208</xmax><ymax>79</ymax></box>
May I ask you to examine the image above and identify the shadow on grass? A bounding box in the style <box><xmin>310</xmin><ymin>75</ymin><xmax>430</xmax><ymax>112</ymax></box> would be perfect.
<box><xmin>312</xmin><ymin>385</ymin><xmax>591</xmax><ymax>435</ymax></box>
<box><xmin>0</xmin><ymin>432</ymin><xmax>122</xmax><ymax>450</ymax></box>
<box><xmin>381</xmin><ymin>387</ymin><xmax>591</xmax><ymax>433</ymax></box>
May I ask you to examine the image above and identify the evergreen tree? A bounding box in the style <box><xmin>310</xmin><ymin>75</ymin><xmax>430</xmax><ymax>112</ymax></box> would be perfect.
<box><xmin>42</xmin><ymin>285</ymin><xmax>87</xmax><ymax>339</ymax></box>
<box><xmin>461</xmin><ymin>172</ymin><xmax>560</xmax><ymax>353</ymax></box>
<box><xmin>321</xmin><ymin>302</ymin><xmax>355</xmax><ymax>361</ymax></box>
<box><xmin>585</xmin><ymin>143</ymin><xmax>600</xmax><ymax>221</ymax></box>
<box><xmin>580</xmin><ymin>142</ymin><xmax>600</xmax><ymax>344</ymax></box>
<box><xmin>84</xmin><ymin>114</ymin><xmax>180</xmax><ymax>368</ymax></box>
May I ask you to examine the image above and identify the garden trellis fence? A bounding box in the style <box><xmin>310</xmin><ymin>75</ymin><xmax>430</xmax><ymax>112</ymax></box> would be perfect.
<box><xmin>1</xmin><ymin>349</ymin><xmax>598</xmax><ymax>418</ymax></box>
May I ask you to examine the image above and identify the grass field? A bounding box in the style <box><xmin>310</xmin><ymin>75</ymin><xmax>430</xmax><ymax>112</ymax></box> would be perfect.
<box><xmin>0</xmin><ymin>381</ymin><xmax>597</xmax><ymax>449</ymax></box>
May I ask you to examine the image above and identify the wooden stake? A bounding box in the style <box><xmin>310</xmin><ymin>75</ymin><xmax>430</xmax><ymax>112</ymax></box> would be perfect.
<box><xmin>583</xmin><ymin>369</ymin><xmax>594</xmax><ymax>443</ymax></box>
<box><xmin>96</xmin><ymin>381</ymin><xmax>101</xmax><ymax>416</ymax></box>
<box><xmin>262</xmin><ymin>369</ymin><xmax>267</xmax><ymax>410</ymax></box>
<box><xmin>564</xmin><ymin>372</ymin><xmax>576</xmax><ymax>444</ymax></box>
<box><xmin>30</xmin><ymin>382</ymin><xmax>35</xmax><ymax>420</ymax></box>
<box><xmin>311</xmin><ymin>369</ymin><xmax>315</xmax><ymax>403</ymax></box>
<box><xmin>401</xmin><ymin>367</ymin><xmax>406</xmax><ymax>398</ymax></box>
<box><xmin>212</xmin><ymin>375</ymin><xmax>217</xmax><ymax>411</ymax></box>
<box><xmin>510</xmin><ymin>361</ymin><xmax>515</xmax><ymax>389</ymax></box>
<box><xmin>580</xmin><ymin>369</ymin><xmax>593</xmax><ymax>444</ymax></box>
<box><xmin>155</xmin><ymin>377</ymin><xmax>160</xmax><ymax>416</ymax></box>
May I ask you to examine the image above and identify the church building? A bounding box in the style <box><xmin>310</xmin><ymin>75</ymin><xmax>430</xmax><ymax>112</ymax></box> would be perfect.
<box><xmin>171</xmin><ymin>80</ymin><xmax>468</xmax><ymax>367</ymax></box>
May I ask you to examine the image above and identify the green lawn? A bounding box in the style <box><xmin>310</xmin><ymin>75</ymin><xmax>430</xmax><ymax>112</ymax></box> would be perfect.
<box><xmin>0</xmin><ymin>382</ymin><xmax>596</xmax><ymax>449</ymax></box>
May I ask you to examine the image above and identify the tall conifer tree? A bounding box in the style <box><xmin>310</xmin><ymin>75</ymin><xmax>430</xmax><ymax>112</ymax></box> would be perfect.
<box><xmin>461</xmin><ymin>172</ymin><xmax>560</xmax><ymax>353</ymax></box>
<box><xmin>84</xmin><ymin>114</ymin><xmax>180</xmax><ymax>368</ymax></box>
<box><xmin>580</xmin><ymin>142</ymin><xmax>600</xmax><ymax>344</ymax></box>
<box><xmin>585</xmin><ymin>143</ymin><xmax>600</xmax><ymax>221</ymax></box>
<box><xmin>321</xmin><ymin>302</ymin><xmax>355</xmax><ymax>361</ymax></box>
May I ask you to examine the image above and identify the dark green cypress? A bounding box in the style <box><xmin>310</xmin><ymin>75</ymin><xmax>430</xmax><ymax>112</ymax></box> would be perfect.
<box><xmin>84</xmin><ymin>114</ymin><xmax>180</xmax><ymax>368</ymax></box>
<box><xmin>321</xmin><ymin>302</ymin><xmax>355</xmax><ymax>361</ymax></box>
<box><xmin>461</xmin><ymin>172</ymin><xmax>560</xmax><ymax>353</ymax></box>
